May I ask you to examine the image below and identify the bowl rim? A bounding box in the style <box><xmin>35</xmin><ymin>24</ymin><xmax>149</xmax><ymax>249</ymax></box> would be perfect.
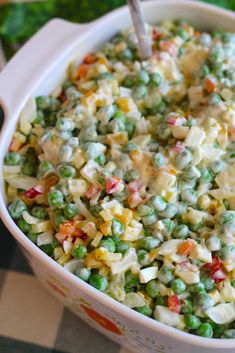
<box><xmin>0</xmin><ymin>0</ymin><xmax>235</xmax><ymax>348</ymax></box>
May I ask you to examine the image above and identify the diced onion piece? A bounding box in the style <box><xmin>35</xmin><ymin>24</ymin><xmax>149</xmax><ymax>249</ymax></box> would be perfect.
<box><xmin>3</xmin><ymin>165</ymin><xmax>21</xmax><ymax>174</ymax></box>
<box><xmin>123</xmin><ymin>292</ymin><xmax>145</xmax><ymax>308</ymax></box>
<box><xmin>175</xmin><ymin>264</ymin><xmax>200</xmax><ymax>284</ymax></box>
<box><xmin>63</xmin><ymin>240</ymin><xmax>73</xmax><ymax>254</ymax></box>
<box><xmin>154</xmin><ymin>306</ymin><xmax>181</xmax><ymax>327</ymax></box>
<box><xmin>110</xmin><ymin>247</ymin><xmax>137</xmax><ymax>275</ymax></box>
<box><xmin>185</xmin><ymin>126</ymin><xmax>206</xmax><ymax>147</ymax></box>
<box><xmin>19</xmin><ymin>96</ymin><xmax>37</xmax><ymax>135</ymax></box>
<box><xmin>63</xmin><ymin>259</ymin><xmax>84</xmax><ymax>273</ymax></box>
<box><xmin>91</xmin><ymin>231</ymin><xmax>103</xmax><ymax>247</ymax></box>
<box><xmin>37</xmin><ymin>231</ymin><xmax>53</xmax><ymax>246</ymax></box>
<box><xmin>22</xmin><ymin>211</ymin><xmax>40</xmax><ymax>225</ymax></box>
<box><xmin>139</xmin><ymin>267</ymin><xmax>158</xmax><ymax>283</ymax></box>
<box><xmin>5</xmin><ymin>175</ymin><xmax>37</xmax><ymax>190</ymax></box>
<box><xmin>206</xmin><ymin>303</ymin><xmax>235</xmax><ymax>324</ymax></box>
<box><xmin>68</xmin><ymin>178</ymin><xmax>89</xmax><ymax>197</ymax></box>
<box><xmin>109</xmin><ymin>273</ymin><xmax>126</xmax><ymax>302</ymax></box>
<box><xmin>190</xmin><ymin>243</ymin><xmax>212</xmax><ymax>263</ymax></box>
<box><xmin>32</xmin><ymin>220</ymin><xmax>52</xmax><ymax>233</ymax></box>
<box><xmin>158</xmin><ymin>240</ymin><xmax>183</xmax><ymax>256</ymax></box>
<box><xmin>73</xmin><ymin>195</ymin><xmax>98</xmax><ymax>224</ymax></box>
<box><xmin>81</xmin><ymin>160</ymin><xmax>101</xmax><ymax>185</ymax></box>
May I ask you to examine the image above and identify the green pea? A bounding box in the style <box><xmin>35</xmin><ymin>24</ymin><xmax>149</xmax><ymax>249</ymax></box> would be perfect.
<box><xmin>175</xmin><ymin>202</ymin><xmax>188</xmax><ymax>218</ymax></box>
<box><xmin>210</xmin><ymin>160</ymin><xmax>226</xmax><ymax>174</ymax></box>
<box><xmin>183</xmin><ymin>166</ymin><xmax>201</xmax><ymax>180</ymax></box>
<box><xmin>149</xmin><ymin>72</ymin><xmax>163</xmax><ymax>87</ymax></box>
<box><xmin>95</xmin><ymin>154</ymin><xmax>106</xmax><ymax>166</ymax></box>
<box><xmin>208</xmin><ymin>92</ymin><xmax>222</xmax><ymax>105</ymax></box>
<box><xmin>181</xmin><ymin>299</ymin><xmax>193</xmax><ymax>314</ymax></box>
<box><xmin>219</xmin><ymin>244</ymin><xmax>235</xmax><ymax>261</ymax></box>
<box><xmin>213</xmin><ymin>325</ymin><xmax>225</xmax><ymax>338</ymax></box>
<box><xmin>156</xmin><ymin>295</ymin><xmax>168</xmax><ymax>306</ymax></box>
<box><xmin>96</xmin><ymin>72</ymin><xmax>113</xmax><ymax>81</ymax></box>
<box><xmin>18</xmin><ymin>218</ymin><xmax>31</xmax><ymax>233</ymax></box>
<box><xmin>62</xmin><ymin>80</ymin><xmax>73</xmax><ymax>90</ymax></box>
<box><xmin>75</xmin><ymin>267</ymin><xmax>91</xmax><ymax>282</ymax></box>
<box><xmin>48</xmin><ymin>190</ymin><xmax>64</xmax><ymax>209</ymax></box>
<box><xmin>124</xmin><ymin>169</ymin><xmax>138</xmax><ymax>182</ymax></box>
<box><xmin>153</xmin><ymin>153</ymin><xmax>167</xmax><ymax>169</ymax></box>
<box><xmin>4</xmin><ymin>152</ymin><xmax>21</xmax><ymax>166</ymax></box>
<box><xmin>189</xmin><ymin>282</ymin><xmax>205</xmax><ymax>294</ymax></box>
<box><xmin>158</xmin><ymin>266</ymin><xmax>173</xmax><ymax>285</ymax></box>
<box><xmin>8</xmin><ymin>200</ymin><xmax>27</xmax><ymax>219</ymax></box>
<box><xmin>181</xmin><ymin>188</ymin><xmax>197</xmax><ymax>205</ymax></box>
<box><xmin>31</xmin><ymin>206</ymin><xmax>47</xmax><ymax>220</ymax></box>
<box><xmin>150</xmin><ymin>101</ymin><xmax>167</xmax><ymax>114</ymax></box>
<box><xmin>89</xmin><ymin>274</ymin><xmax>108</xmax><ymax>292</ymax></box>
<box><xmin>173</xmin><ymin>224</ymin><xmax>189</xmax><ymax>239</ymax></box>
<box><xmin>72</xmin><ymin>245</ymin><xmax>87</xmax><ymax>259</ymax></box>
<box><xmin>39</xmin><ymin>244</ymin><xmax>54</xmax><ymax>256</ymax></box>
<box><xmin>135</xmin><ymin>305</ymin><xmax>152</xmax><ymax>317</ymax></box>
<box><xmin>119</xmin><ymin>48</ymin><xmax>133</xmax><ymax>61</ymax></box>
<box><xmin>140</xmin><ymin>236</ymin><xmax>160</xmax><ymax>250</ymax></box>
<box><xmin>125</xmin><ymin>270</ymin><xmax>140</xmax><ymax>288</ymax></box>
<box><xmin>175</xmin><ymin>149</ymin><xmax>192</xmax><ymax>170</ymax></box>
<box><xmin>201</xmin><ymin>275</ymin><xmax>215</xmax><ymax>292</ymax></box>
<box><xmin>64</xmin><ymin>203</ymin><xmax>78</xmax><ymax>219</ymax></box>
<box><xmin>133</xmin><ymin>85</ymin><xmax>148</xmax><ymax>99</ymax></box>
<box><xmin>184</xmin><ymin>314</ymin><xmax>201</xmax><ymax>330</ymax></box>
<box><xmin>82</xmin><ymin>142</ymin><xmax>100</xmax><ymax>160</ymax></box>
<box><xmin>60</xmin><ymin>145</ymin><xmax>73</xmax><ymax>163</ymax></box>
<box><xmin>200</xmin><ymin>168</ymin><xmax>214</xmax><ymax>183</ymax></box>
<box><xmin>36</xmin><ymin>96</ymin><xmax>51</xmax><ymax>110</ymax></box>
<box><xmin>146</xmin><ymin>279</ymin><xmax>161</xmax><ymax>298</ymax></box>
<box><xmin>196</xmin><ymin>323</ymin><xmax>213</xmax><ymax>338</ymax></box>
<box><xmin>231</xmin><ymin>279</ymin><xmax>235</xmax><ymax>288</ymax></box>
<box><xmin>38</xmin><ymin>160</ymin><xmax>54</xmax><ymax>177</ymax></box>
<box><xmin>137</xmin><ymin>205</ymin><xmax>154</xmax><ymax>217</ymax></box>
<box><xmin>65</xmin><ymin>86</ymin><xmax>81</xmax><ymax>100</ymax></box>
<box><xmin>90</xmin><ymin>205</ymin><xmax>103</xmax><ymax>217</ymax></box>
<box><xmin>222</xmin><ymin>329</ymin><xmax>235</xmax><ymax>339</ymax></box>
<box><xmin>123</xmin><ymin>142</ymin><xmax>138</xmax><ymax>153</ymax></box>
<box><xmin>58</xmin><ymin>164</ymin><xmax>76</xmax><ymax>178</ymax></box>
<box><xmin>99</xmin><ymin>238</ymin><xmax>116</xmax><ymax>252</ymax></box>
<box><xmin>148</xmin><ymin>195</ymin><xmax>167</xmax><ymax>212</ymax></box>
<box><xmin>112</xmin><ymin>218</ymin><xmax>124</xmax><ymax>236</ymax></box>
<box><xmin>56</xmin><ymin>117</ymin><xmax>75</xmax><ymax>131</ymax></box>
<box><xmin>116</xmin><ymin>241</ymin><xmax>130</xmax><ymax>255</ymax></box>
<box><xmin>142</xmin><ymin>214</ymin><xmax>157</xmax><ymax>226</ymax></box>
<box><xmin>54</xmin><ymin>212</ymin><xmax>66</xmax><ymax>231</ymax></box>
<box><xmin>122</xmin><ymin>74</ymin><xmax>136</xmax><ymax>88</ymax></box>
<box><xmin>27</xmin><ymin>231</ymin><xmax>38</xmax><ymax>244</ymax></box>
<box><xmin>22</xmin><ymin>162</ymin><xmax>36</xmax><ymax>176</ymax></box>
<box><xmin>219</xmin><ymin>211</ymin><xmax>234</xmax><ymax>224</ymax></box>
<box><xmin>209</xmin><ymin>45</ymin><xmax>224</xmax><ymax>64</ymax></box>
<box><xmin>137</xmin><ymin>70</ymin><xmax>150</xmax><ymax>85</ymax></box>
<box><xmin>137</xmin><ymin>249</ymin><xmax>150</xmax><ymax>266</ymax></box>
<box><xmin>171</xmin><ymin>278</ymin><xmax>186</xmax><ymax>294</ymax></box>
<box><xmin>161</xmin><ymin>219</ymin><xmax>175</xmax><ymax>236</ymax></box>
<box><xmin>176</xmin><ymin>27</ymin><xmax>188</xmax><ymax>40</ymax></box>
<box><xmin>195</xmin><ymin>292</ymin><xmax>214</xmax><ymax>310</ymax></box>
<box><xmin>34</xmin><ymin>110</ymin><xmax>45</xmax><ymax>126</ymax></box>
<box><xmin>200</xmin><ymin>64</ymin><xmax>210</xmax><ymax>78</ymax></box>
<box><xmin>159</xmin><ymin>204</ymin><xmax>177</xmax><ymax>219</ymax></box>
<box><xmin>125</xmin><ymin>121</ymin><xmax>135</xmax><ymax>139</ymax></box>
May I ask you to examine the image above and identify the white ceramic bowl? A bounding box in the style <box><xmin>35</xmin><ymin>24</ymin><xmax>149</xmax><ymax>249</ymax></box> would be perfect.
<box><xmin>0</xmin><ymin>1</ymin><xmax>235</xmax><ymax>352</ymax></box>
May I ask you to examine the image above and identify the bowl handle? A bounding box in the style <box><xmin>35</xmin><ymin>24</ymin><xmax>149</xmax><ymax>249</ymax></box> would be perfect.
<box><xmin>0</xmin><ymin>18</ymin><xmax>90</xmax><ymax>120</ymax></box>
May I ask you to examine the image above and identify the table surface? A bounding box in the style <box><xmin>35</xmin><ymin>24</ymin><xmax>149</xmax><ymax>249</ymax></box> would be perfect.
<box><xmin>0</xmin><ymin>219</ymin><xmax>132</xmax><ymax>353</ymax></box>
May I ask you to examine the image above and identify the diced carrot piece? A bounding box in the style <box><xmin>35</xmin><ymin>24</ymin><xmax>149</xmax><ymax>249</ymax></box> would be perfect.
<box><xmin>168</xmin><ymin>295</ymin><xmax>181</xmax><ymax>313</ymax></box>
<box><xmin>60</xmin><ymin>220</ymin><xmax>77</xmax><ymax>236</ymax></box>
<box><xmin>178</xmin><ymin>240</ymin><xmax>195</xmax><ymax>256</ymax></box>
<box><xmin>77</xmin><ymin>64</ymin><xmax>90</xmax><ymax>79</ymax></box>
<box><xmin>9</xmin><ymin>139</ymin><xmax>23</xmax><ymax>152</ymax></box>
<box><xmin>84</xmin><ymin>53</ymin><xmax>96</xmax><ymax>64</ymax></box>
<box><xmin>205</xmin><ymin>78</ymin><xmax>215</xmax><ymax>93</ymax></box>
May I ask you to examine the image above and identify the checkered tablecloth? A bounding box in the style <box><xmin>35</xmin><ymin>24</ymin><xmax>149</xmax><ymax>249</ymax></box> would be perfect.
<box><xmin>0</xmin><ymin>218</ymin><xmax>132</xmax><ymax>353</ymax></box>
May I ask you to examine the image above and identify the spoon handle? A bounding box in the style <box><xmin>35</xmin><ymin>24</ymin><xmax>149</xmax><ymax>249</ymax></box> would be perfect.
<box><xmin>127</xmin><ymin>0</ymin><xmax>152</xmax><ymax>60</ymax></box>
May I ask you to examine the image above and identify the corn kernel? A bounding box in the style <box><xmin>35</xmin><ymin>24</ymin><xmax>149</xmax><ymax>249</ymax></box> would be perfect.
<box><xmin>116</xmin><ymin>97</ymin><xmax>131</xmax><ymax>112</ymax></box>
<box><xmin>54</xmin><ymin>247</ymin><xmax>64</xmax><ymax>260</ymax></box>
<box><xmin>198</xmin><ymin>195</ymin><xmax>211</xmax><ymax>209</ymax></box>
<box><xmin>57</xmin><ymin>254</ymin><xmax>71</xmax><ymax>265</ymax></box>
<box><xmin>99</xmin><ymin>222</ymin><xmax>111</xmax><ymax>236</ymax></box>
<box><xmin>117</xmin><ymin>208</ymin><xmax>133</xmax><ymax>226</ymax></box>
<box><xmin>94</xmin><ymin>247</ymin><xmax>108</xmax><ymax>261</ymax></box>
<box><xmin>86</xmin><ymin>253</ymin><xmax>103</xmax><ymax>269</ymax></box>
<box><xmin>107</xmin><ymin>132</ymin><xmax>128</xmax><ymax>146</ymax></box>
<box><xmin>111</xmin><ymin>204</ymin><xmax>123</xmax><ymax>217</ymax></box>
<box><xmin>100</xmin><ymin>209</ymin><xmax>113</xmax><ymax>222</ymax></box>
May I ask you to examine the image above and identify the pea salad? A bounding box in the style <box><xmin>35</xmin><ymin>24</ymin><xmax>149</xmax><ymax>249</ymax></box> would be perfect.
<box><xmin>3</xmin><ymin>20</ymin><xmax>235</xmax><ymax>338</ymax></box>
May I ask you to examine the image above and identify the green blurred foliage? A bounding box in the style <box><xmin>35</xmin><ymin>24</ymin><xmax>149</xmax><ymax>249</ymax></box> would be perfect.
<box><xmin>0</xmin><ymin>0</ymin><xmax>235</xmax><ymax>58</ymax></box>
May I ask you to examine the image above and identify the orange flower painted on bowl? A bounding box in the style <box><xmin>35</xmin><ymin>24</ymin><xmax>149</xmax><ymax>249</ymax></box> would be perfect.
<box><xmin>80</xmin><ymin>304</ymin><xmax>122</xmax><ymax>335</ymax></box>
<box><xmin>46</xmin><ymin>280</ymin><xmax>69</xmax><ymax>298</ymax></box>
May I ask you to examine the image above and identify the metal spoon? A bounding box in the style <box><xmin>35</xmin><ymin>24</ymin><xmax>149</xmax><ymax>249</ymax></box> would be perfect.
<box><xmin>127</xmin><ymin>0</ymin><xmax>152</xmax><ymax>60</ymax></box>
